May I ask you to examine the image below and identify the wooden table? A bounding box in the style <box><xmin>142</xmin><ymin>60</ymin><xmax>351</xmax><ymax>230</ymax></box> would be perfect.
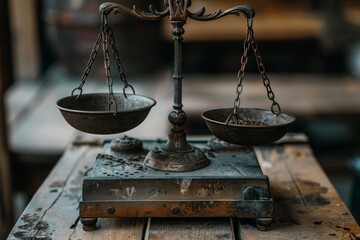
<box><xmin>7</xmin><ymin>134</ymin><xmax>360</xmax><ymax>240</ymax></box>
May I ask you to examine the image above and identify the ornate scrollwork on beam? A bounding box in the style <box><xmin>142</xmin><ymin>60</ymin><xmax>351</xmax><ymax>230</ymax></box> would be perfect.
<box><xmin>99</xmin><ymin>2</ymin><xmax>169</xmax><ymax>20</ymax></box>
<box><xmin>99</xmin><ymin>2</ymin><xmax>254</xmax><ymax>23</ymax></box>
<box><xmin>187</xmin><ymin>5</ymin><xmax>255</xmax><ymax>21</ymax></box>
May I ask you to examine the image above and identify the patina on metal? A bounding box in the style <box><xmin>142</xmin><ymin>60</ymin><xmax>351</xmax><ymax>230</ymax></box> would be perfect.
<box><xmin>99</xmin><ymin>1</ymin><xmax>256</xmax><ymax>172</ymax></box>
<box><xmin>56</xmin><ymin>93</ymin><xmax>156</xmax><ymax>134</ymax></box>
<box><xmin>110</xmin><ymin>136</ymin><xmax>143</xmax><ymax>153</ymax></box>
<box><xmin>54</xmin><ymin>0</ymin><xmax>299</xmax><ymax>232</ymax></box>
<box><xmin>56</xmin><ymin>12</ymin><xmax>156</xmax><ymax>134</ymax></box>
<box><xmin>80</xmin><ymin>139</ymin><xmax>273</xmax><ymax>231</ymax></box>
<box><xmin>201</xmin><ymin>15</ymin><xmax>295</xmax><ymax>145</ymax></box>
<box><xmin>202</xmin><ymin>108</ymin><xmax>295</xmax><ymax>145</ymax></box>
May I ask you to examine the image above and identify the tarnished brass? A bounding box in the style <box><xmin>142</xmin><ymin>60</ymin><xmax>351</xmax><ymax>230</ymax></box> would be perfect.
<box><xmin>54</xmin><ymin>1</ymin><xmax>298</xmax><ymax>233</ymax></box>
<box><xmin>56</xmin><ymin>93</ymin><xmax>156</xmax><ymax>134</ymax></box>
<box><xmin>110</xmin><ymin>136</ymin><xmax>143</xmax><ymax>153</ymax></box>
<box><xmin>202</xmin><ymin>108</ymin><xmax>295</xmax><ymax>145</ymax></box>
<box><xmin>97</xmin><ymin>1</ymin><xmax>257</xmax><ymax>172</ymax></box>
<box><xmin>80</xmin><ymin>139</ymin><xmax>273</xmax><ymax>231</ymax></box>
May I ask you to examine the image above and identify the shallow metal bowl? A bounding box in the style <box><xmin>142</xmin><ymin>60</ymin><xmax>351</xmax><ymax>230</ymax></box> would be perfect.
<box><xmin>56</xmin><ymin>93</ymin><xmax>156</xmax><ymax>134</ymax></box>
<box><xmin>201</xmin><ymin>108</ymin><xmax>295</xmax><ymax>145</ymax></box>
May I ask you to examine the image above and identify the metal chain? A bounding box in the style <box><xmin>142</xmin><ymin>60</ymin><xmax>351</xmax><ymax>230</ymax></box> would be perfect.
<box><xmin>233</xmin><ymin>26</ymin><xmax>252</xmax><ymax>112</ymax></box>
<box><xmin>248</xmin><ymin>26</ymin><xmax>281</xmax><ymax>114</ymax></box>
<box><xmin>226</xmin><ymin>23</ymin><xmax>252</xmax><ymax>125</ymax></box>
<box><xmin>71</xmin><ymin>13</ymin><xmax>136</xmax><ymax>115</ymax></box>
<box><xmin>102</xmin><ymin>24</ymin><xmax>117</xmax><ymax>114</ymax></box>
<box><xmin>227</xmin><ymin>17</ymin><xmax>281</xmax><ymax>125</ymax></box>
<box><xmin>71</xmin><ymin>30</ymin><xmax>102</xmax><ymax>98</ymax></box>
<box><xmin>107</xmin><ymin>25</ymin><xmax>135</xmax><ymax>97</ymax></box>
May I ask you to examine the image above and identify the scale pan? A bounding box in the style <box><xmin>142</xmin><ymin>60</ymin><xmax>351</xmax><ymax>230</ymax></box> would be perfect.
<box><xmin>202</xmin><ymin>108</ymin><xmax>295</xmax><ymax>145</ymax></box>
<box><xmin>56</xmin><ymin>93</ymin><xmax>156</xmax><ymax>134</ymax></box>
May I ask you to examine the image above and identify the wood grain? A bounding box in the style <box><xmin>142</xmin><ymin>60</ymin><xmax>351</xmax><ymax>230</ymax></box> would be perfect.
<box><xmin>7</xmin><ymin>135</ymin><xmax>360</xmax><ymax>239</ymax></box>
<box><xmin>145</xmin><ymin>217</ymin><xmax>235</xmax><ymax>240</ymax></box>
<box><xmin>7</xmin><ymin>141</ymin><xmax>149</xmax><ymax>240</ymax></box>
<box><xmin>237</xmin><ymin>145</ymin><xmax>360</xmax><ymax>239</ymax></box>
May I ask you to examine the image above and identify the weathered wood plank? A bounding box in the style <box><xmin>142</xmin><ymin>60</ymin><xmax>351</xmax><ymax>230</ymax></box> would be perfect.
<box><xmin>145</xmin><ymin>217</ymin><xmax>235</xmax><ymax>240</ymax></box>
<box><xmin>283</xmin><ymin>145</ymin><xmax>360</xmax><ymax>239</ymax></box>
<box><xmin>32</xmin><ymin>146</ymin><xmax>101</xmax><ymax>239</ymax></box>
<box><xmin>8</xmin><ymin>139</ymin><xmax>148</xmax><ymax>240</ymax></box>
<box><xmin>7</xmin><ymin>134</ymin><xmax>360</xmax><ymax>239</ymax></box>
<box><xmin>8</xmin><ymin>143</ymin><xmax>92</xmax><ymax>239</ymax></box>
<box><xmin>238</xmin><ymin>145</ymin><xmax>360</xmax><ymax>239</ymax></box>
<box><xmin>70</xmin><ymin>218</ymin><xmax>146</xmax><ymax>240</ymax></box>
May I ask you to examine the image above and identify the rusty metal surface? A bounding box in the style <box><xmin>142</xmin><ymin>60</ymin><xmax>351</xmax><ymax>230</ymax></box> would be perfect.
<box><xmin>99</xmin><ymin>1</ymin><xmax>257</xmax><ymax>173</ymax></box>
<box><xmin>110</xmin><ymin>136</ymin><xmax>143</xmax><ymax>153</ymax></box>
<box><xmin>202</xmin><ymin>108</ymin><xmax>295</xmax><ymax>145</ymax></box>
<box><xmin>144</xmin><ymin>140</ymin><xmax>210</xmax><ymax>172</ymax></box>
<box><xmin>80</xmin><ymin>200</ymin><xmax>273</xmax><ymax>218</ymax></box>
<box><xmin>80</xmin><ymin>139</ymin><xmax>273</xmax><ymax>230</ymax></box>
<box><xmin>56</xmin><ymin>93</ymin><xmax>156</xmax><ymax>134</ymax></box>
<box><xmin>91</xmin><ymin>140</ymin><xmax>265</xmax><ymax>179</ymax></box>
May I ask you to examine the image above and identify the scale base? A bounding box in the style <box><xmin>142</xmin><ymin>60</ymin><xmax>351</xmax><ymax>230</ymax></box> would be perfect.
<box><xmin>79</xmin><ymin>138</ymin><xmax>273</xmax><ymax>231</ymax></box>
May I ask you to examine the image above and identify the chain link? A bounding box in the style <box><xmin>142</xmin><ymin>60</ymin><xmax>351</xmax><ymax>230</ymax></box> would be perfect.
<box><xmin>231</xmin><ymin>25</ymin><xmax>252</xmax><ymax>118</ymax></box>
<box><xmin>102</xmin><ymin>24</ymin><xmax>117</xmax><ymax>114</ymax></box>
<box><xmin>70</xmin><ymin>13</ymin><xmax>138</xmax><ymax>115</ymax></box>
<box><xmin>71</xmin><ymin>31</ymin><xmax>102</xmax><ymax>98</ymax></box>
<box><xmin>227</xmin><ymin>17</ymin><xmax>281</xmax><ymax>125</ymax></box>
<box><xmin>249</xmin><ymin>27</ymin><xmax>281</xmax><ymax>114</ymax></box>
<box><xmin>107</xmin><ymin>25</ymin><xmax>135</xmax><ymax>97</ymax></box>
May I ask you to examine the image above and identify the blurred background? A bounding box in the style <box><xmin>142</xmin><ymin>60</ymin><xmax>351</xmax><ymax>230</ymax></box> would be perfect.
<box><xmin>1</xmin><ymin>0</ymin><xmax>360</xmax><ymax>237</ymax></box>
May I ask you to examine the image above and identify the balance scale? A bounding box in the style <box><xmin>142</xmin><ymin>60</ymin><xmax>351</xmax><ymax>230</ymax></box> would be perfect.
<box><xmin>56</xmin><ymin>0</ymin><xmax>295</xmax><ymax>232</ymax></box>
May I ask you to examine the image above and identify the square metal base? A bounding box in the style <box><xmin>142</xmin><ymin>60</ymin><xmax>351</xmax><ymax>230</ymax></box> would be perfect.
<box><xmin>80</xmin><ymin>138</ymin><xmax>273</xmax><ymax>231</ymax></box>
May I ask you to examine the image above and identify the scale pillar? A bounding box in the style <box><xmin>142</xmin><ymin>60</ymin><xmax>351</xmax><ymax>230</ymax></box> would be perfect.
<box><xmin>144</xmin><ymin>7</ymin><xmax>210</xmax><ymax>172</ymax></box>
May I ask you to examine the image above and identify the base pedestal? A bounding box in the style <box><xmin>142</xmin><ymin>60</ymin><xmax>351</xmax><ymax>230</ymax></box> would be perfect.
<box><xmin>80</xmin><ymin>138</ymin><xmax>273</xmax><ymax>231</ymax></box>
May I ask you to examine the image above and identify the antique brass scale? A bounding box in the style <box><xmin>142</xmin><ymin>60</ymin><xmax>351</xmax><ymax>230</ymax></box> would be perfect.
<box><xmin>56</xmin><ymin>0</ymin><xmax>295</xmax><ymax>232</ymax></box>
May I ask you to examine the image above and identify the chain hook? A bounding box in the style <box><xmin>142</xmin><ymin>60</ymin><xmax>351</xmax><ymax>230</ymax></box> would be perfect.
<box><xmin>71</xmin><ymin>87</ymin><xmax>83</xmax><ymax>99</ymax></box>
<box><xmin>271</xmin><ymin>102</ymin><xmax>281</xmax><ymax>115</ymax></box>
<box><xmin>123</xmin><ymin>84</ymin><xmax>136</xmax><ymax>98</ymax></box>
<box><xmin>108</xmin><ymin>99</ymin><xmax>117</xmax><ymax>115</ymax></box>
<box><xmin>225</xmin><ymin>111</ymin><xmax>239</xmax><ymax>127</ymax></box>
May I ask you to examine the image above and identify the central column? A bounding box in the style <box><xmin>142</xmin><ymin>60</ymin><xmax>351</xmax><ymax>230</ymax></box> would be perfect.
<box><xmin>144</xmin><ymin>1</ymin><xmax>209</xmax><ymax>171</ymax></box>
<box><xmin>168</xmin><ymin>21</ymin><xmax>188</xmax><ymax>146</ymax></box>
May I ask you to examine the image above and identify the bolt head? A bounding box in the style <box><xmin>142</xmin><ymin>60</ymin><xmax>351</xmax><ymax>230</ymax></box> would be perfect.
<box><xmin>171</xmin><ymin>206</ymin><xmax>180</xmax><ymax>214</ymax></box>
<box><xmin>107</xmin><ymin>206</ymin><xmax>115</xmax><ymax>214</ymax></box>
